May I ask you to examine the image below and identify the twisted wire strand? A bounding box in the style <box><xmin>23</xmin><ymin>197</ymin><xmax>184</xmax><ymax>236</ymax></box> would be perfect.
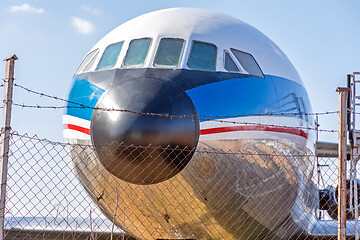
<box><xmin>10</xmin><ymin>83</ymin><xmax>340</xmax><ymax>132</ymax></box>
<box><xmin>13</xmin><ymin>102</ymin><xmax>339</xmax><ymax>118</ymax></box>
<box><xmin>13</xmin><ymin>82</ymin><xmax>339</xmax><ymax>116</ymax></box>
<box><xmin>10</xmin><ymin>131</ymin><xmax>316</xmax><ymax>157</ymax></box>
<box><xmin>12</xmin><ymin>104</ymin><xmax>337</xmax><ymax>133</ymax></box>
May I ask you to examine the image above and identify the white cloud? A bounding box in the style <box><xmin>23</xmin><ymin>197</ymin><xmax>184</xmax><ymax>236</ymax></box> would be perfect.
<box><xmin>81</xmin><ymin>5</ymin><xmax>101</xmax><ymax>16</ymax></box>
<box><xmin>71</xmin><ymin>17</ymin><xmax>95</xmax><ymax>34</ymax></box>
<box><xmin>9</xmin><ymin>4</ymin><xmax>44</xmax><ymax>14</ymax></box>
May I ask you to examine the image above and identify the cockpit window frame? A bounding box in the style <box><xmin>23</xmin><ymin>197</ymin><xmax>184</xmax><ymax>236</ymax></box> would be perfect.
<box><xmin>122</xmin><ymin>37</ymin><xmax>153</xmax><ymax>68</ymax></box>
<box><xmin>153</xmin><ymin>38</ymin><xmax>185</xmax><ymax>69</ymax></box>
<box><xmin>96</xmin><ymin>41</ymin><xmax>124</xmax><ymax>71</ymax></box>
<box><xmin>230</xmin><ymin>48</ymin><xmax>264</xmax><ymax>78</ymax></box>
<box><xmin>223</xmin><ymin>50</ymin><xmax>241</xmax><ymax>73</ymax></box>
<box><xmin>187</xmin><ymin>40</ymin><xmax>218</xmax><ymax>72</ymax></box>
<box><xmin>75</xmin><ymin>48</ymin><xmax>99</xmax><ymax>74</ymax></box>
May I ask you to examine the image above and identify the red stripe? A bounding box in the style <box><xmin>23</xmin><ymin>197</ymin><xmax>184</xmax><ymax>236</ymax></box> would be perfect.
<box><xmin>200</xmin><ymin>125</ymin><xmax>308</xmax><ymax>138</ymax></box>
<box><xmin>64</xmin><ymin>124</ymin><xmax>90</xmax><ymax>135</ymax></box>
<box><xmin>64</xmin><ymin>123</ymin><xmax>307</xmax><ymax>139</ymax></box>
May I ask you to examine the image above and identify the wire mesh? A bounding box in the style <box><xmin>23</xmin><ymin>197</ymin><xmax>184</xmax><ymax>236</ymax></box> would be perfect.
<box><xmin>4</xmin><ymin>133</ymin><xmax>132</xmax><ymax>240</ymax></box>
<box><xmin>3</xmin><ymin>132</ymin><xmax>360</xmax><ymax>239</ymax></box>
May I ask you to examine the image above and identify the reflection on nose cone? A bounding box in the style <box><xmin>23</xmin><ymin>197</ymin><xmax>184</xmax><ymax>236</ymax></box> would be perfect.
<box><xmin>90</xmin><ymin>78</ymin><xmax>199</xmax><ymax>184</ymax></box>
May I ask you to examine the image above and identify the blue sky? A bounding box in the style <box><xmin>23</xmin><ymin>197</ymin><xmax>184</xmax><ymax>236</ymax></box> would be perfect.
<box><xmin>1</xmin><ymin>0</ymin><xmax>360</xmax><ymax>143</ymax></box>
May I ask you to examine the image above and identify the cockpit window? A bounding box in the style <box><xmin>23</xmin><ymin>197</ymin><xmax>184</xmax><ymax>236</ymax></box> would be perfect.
<box><xmin>224</xmin><ymin>51</ymin><xmax>240</xmax><ymax>72</ymax></box>
<box><xmin>154</xmin><ymin>38</ymin><xmax>185</xmax><ymax>68</ymax></box>
<box><xmin>76</xmin><ymin>49</ymin><xmax>99</xmax><ymax>74</ymax></box>
<box><xmin>123</xmin><ymin>38</ymin><xmax>152</xmax><ymax>67</ymax></box>
<box><xmin>187</xmin><ymin>41</ymin><xmax>217</xmax><ymax>71</ymax></box>
<box><xmin>231</xmin><ymin>48</ymin><xmax>264</xmax><ymax>78</ymax></box>
<box><xmin>96</xmin><ymin>41</ymin><xmax>124</xmax><ymax>71</ymax></box>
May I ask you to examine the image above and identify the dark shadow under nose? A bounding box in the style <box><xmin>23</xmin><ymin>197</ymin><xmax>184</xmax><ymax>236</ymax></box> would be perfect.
<box><xmin>91</xmin><ymin>77</ymin><xmax>199</xmax><ymax>184</ymax></box>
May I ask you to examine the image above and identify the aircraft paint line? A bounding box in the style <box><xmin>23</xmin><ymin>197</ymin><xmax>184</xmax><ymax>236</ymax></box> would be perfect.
<box><xmin>64</xmin><ymin>124</ymin><xmax>90</xmax><ymax>135</ymax></box>
<box><xmin>64</xmin><ymin>123</ymin><xmax>308</xmax><ymax>139</ymax></box>
<box><xmin>199</xmin><ymin>125</ymin><xmax>308</xmax><ymax>138</ymax></box>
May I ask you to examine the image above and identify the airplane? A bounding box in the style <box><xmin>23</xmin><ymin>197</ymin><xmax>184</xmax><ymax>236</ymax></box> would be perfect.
<box><xmin>63</xmin><ymin>8</ymin><xmax>359</xmax><ymax>240</ymax></box>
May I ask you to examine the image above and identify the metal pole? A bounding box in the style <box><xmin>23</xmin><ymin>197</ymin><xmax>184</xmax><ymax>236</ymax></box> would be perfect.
<box><xmin>352</xmin><ymin>73</ymin><xmax>359</xmax><ymax>240</ymax></box>
<box><xmin>354</xmin><ymin>152</ymin><xmax>359</xmax><ymax>240</ymax></box>
<box><xmin>349</xmin><ymin>74</ymin><xmax>355</xmax><ymax>214</ymax></box>
<box><xmin>337</xmin><ymin>87</ymin><xmax>350</xmax><ymax>240</ymax></box>
<box><xmin>0</xmin><ymin>54</ymin><xmax>17</xmax><ymax>240</ymax></box>
<box><xmin>315</xmin><ymin>116</ymin><xmax>324</xmax><ymax>219</ymax></box>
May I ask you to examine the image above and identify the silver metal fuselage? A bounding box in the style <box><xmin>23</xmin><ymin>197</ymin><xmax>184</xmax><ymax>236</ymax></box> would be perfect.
<box><xmin>68</xmin><ymin>137</ymin><xmax>316</xmax><ymax>240</ymax></box>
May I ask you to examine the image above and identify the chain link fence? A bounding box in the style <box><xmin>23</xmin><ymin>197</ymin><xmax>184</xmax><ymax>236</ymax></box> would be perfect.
<box><xmin>2</xmin><ymin>131</ymin><xmax>359</xmax><ymax>240</ymax></box>
<box><xmin>4</xmin><ymin>133</ymin><xmax>131</xmax><ymax>240</ymax></box>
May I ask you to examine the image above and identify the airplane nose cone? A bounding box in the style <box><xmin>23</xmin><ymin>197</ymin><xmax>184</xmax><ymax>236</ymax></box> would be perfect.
<box><xmin>90</xmin><ymin>78</ymin><xmax>199</xmax><ymax>184</ymax></box>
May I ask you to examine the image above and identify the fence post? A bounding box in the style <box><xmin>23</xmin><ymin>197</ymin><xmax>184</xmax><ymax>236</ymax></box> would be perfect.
<box><xmin>0</xmin><ymin>55</ymin><xmax>17</xmax><ymax>240</ymax></box>
<box><xmin>337</xmin><ymin>87</ymin><xmax>350</xmax><ymax>240</ymax></box>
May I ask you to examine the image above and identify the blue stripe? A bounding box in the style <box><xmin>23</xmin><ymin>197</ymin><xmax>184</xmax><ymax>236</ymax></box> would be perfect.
<box><xmin>186</xmin><ymin>75</ymin><xmax>313</xmax><ymax>123</ymax></box>
<box><xmin>66</xmin><ymin>77</ymin><xmax>105</xmax><ymax>121</ymax></box>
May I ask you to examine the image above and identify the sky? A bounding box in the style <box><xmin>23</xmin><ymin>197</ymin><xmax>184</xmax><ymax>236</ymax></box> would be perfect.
<box><xmin>1</xmin><ymin>0</ymin><xmax>360</xmax><ymax>143</ymax></box>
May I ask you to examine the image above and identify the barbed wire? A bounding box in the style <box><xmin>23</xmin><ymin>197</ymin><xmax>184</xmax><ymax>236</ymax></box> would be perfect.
<box><xmin>10</xmin><ymin>131</ymin><xmax>91</xmax><ymax>148</ymax></box>
<box><xmin>13</xmin><ymin>103</ymin><xmax>337</xmax><ymax>133</ymax></box>
<box><xmin>6</xmin><ymin>81</ymin><xmax>348</xmax><ymax>132</ymax></box>
<box><xmin>9</xmin><ymin>131</ymin><xmax>316</xmax><ymax>157</ymax></box>
<box><xmin>13</xmin><ymin>103</ymin><xmax>68</xmax><ymax>110</ymax></box>
<box><xmin>12</xmin><ymin>102</ymin><xmax>338</xmax><ymax>117</ymax></box>
<box><xmin>9</xmin><ymin>80</ymin><xmax>360</xmax><ymax>118</ymax></box>
<box><xmin>13</xmin><ymin>82</ymin><xmax>339</xmax><ymax>117</ymax></box>
<box><xmin>14</xmin><ymin>83</ymin><xmax>87</xmax><ymax>108</ymax></box>
<box><xmin>8</xmin><ymin>82</ymin><xmax>343</xmax><ymax>132</ymax></box>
